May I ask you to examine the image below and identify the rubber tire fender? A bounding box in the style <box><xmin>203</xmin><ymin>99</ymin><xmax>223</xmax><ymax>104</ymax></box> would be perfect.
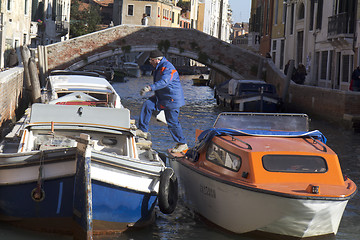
<box><xmin>158</xmin><ymin>168</ymin><xmax>178</xmax><ymax>214</ymax></box>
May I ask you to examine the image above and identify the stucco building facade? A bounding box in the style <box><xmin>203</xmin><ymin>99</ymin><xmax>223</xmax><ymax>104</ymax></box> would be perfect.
<box><xmin>251</xmin><ymin>0</ymin><xmax>358</xmax><ymax>91</ymax></box>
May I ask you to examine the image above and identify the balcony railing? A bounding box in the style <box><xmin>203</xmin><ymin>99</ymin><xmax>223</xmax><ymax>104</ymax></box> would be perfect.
<box><xmin>328</xmin><ymin>12</ymin><xmax>354</xmax><ymax>39</ymax></box>
<box><xmin>55</xmin><ymin>15</ymin><xmax>69</xmax><ymax>36</ymax></box>
<box><xmin>56</xmin><ymin>21</ymin><xmax>69</xmax><ymax>36</ymax></box>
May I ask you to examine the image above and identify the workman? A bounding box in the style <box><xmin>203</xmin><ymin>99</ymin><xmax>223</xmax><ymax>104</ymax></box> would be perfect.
<box><xmin>137</xmin><ymin>50</ymin><xmax>188</xmax><ymax>153</ymax></box>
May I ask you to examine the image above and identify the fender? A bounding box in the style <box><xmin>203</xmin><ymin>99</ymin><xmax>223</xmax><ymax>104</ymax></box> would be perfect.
<box><xmin>158</xmin><ymin>168</ymin><xmax>178</xmax><ymax>214</ymax></box>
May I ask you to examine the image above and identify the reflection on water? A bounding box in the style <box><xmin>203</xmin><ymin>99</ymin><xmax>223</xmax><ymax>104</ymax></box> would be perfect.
<box><xmin>1</xmin><ymin>75</ymin><xmax>359</xmax><ymax>239</ymax></box>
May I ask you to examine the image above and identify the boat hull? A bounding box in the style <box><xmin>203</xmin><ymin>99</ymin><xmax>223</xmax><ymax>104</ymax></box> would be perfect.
<box><xmin>171</xmin><ymin>159</ymin><xmax>348</xmax><ymax>238</ymax></box>
<box><xmin>73</xmin><ymin>140</ymin><xmax>161</xmax><ymax>238</ymax></box>
<box><xmin>216</xmin><ymin>91</ymin><xmax>279</xmax><ymax>112</ymax></box>
<box><xmin>0</xmin><ymin>149</ymin><xmax>77</xmax><ymax>233</ymax></box>
<box><xmin>91</xmin><ymin>179</ymin><xmax>157</xmax><ymax>232</ymax></box>
<box><xmin>192</xmin><ymin>78</ymin><xmax>209</xmax><ymax>86</ymax></box>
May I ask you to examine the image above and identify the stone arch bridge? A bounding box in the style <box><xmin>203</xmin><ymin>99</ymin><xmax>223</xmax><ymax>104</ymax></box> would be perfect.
<box><xmin>40</xmin><ymin>25</ymin><xmax>262</xmax><ymax>81</ymax></box>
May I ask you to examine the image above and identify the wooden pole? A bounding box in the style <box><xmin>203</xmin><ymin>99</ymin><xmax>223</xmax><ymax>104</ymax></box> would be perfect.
<box><xmin>28</xmin><ymin>58</ymin><xmax>42</xmax><ymax>103</ymax></box>
<box><xmin>20</xmin><ymin>45</ymin><xmax>32</xmax><ymax>91</ymax></box>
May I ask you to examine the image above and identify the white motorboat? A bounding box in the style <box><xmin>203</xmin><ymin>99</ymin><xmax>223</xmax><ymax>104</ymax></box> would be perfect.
<box><xmin>168</xmin><ymin>112</ymin><xmax>357</xmax><ymax>238</ymax></box>
<box><xmin>0</xmin><ymin>103</ymin><xmax>178</xmax><ymax>237</ymax></box>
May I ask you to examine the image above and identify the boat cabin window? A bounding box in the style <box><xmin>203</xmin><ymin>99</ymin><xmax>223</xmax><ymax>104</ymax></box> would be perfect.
<box><xmin>57</xmin><ymin>92</ymin><xmax>109</xmax><ymax>102</ymax></box>
<box><xmin>206</xmin><ymin>142</ymin><xmax>241</xmax><ymax>171</ymax></box>
<box><xmin>262</xmin><ymin>155</ymin><xmax>327</xmax><ymax>173</ymax></box>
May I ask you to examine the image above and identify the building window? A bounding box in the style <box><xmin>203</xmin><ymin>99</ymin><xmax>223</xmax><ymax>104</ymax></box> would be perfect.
<box><xmin>274</xmin><ymin>0</ymin><xmax>278</xmax><ymax>25</ymax></box>
<box><xmin>316</xmin><ymin>0</ymin><xmax>323</xmax><ymax>29</ymax></box>
<box><xmin>315</xmin><ymin>52</ymin><xmax>320</xmax><ymax>81</ymax></box>
<box><xmin>329</xmin><ymin>50</ymin><xmax>334</xmax><ymax>83</ymax></box>
<box><xmin>23</xmin><ymin>34</ymin><xmax>27</xmax><ymax>45</ymax></box>
<box><xmin>309</xmin><ymin>0</ymin><xmax>315</xmax><ymax>30</ymax></box>
<box><xmin>298</xmin><ymin>3</ymin><xmax>304</xmax><ymax>19</ymax></box>
<box><xmin>272</xmin><ymin>52</ymin><xmax>276</xmax><ymax>63</ymax></box>
<box><xmin>297</xmin><ymin>31</ymin><xmax>304</xmax><ymax>64</ymax></box>
<box><xmin>283</xmin><ymin>3</ymin><xmax>287</xmax><ymax>35</ymax></box>
<box><xmin>158</xmin><ymin>7</ymin><xmax>160</xmax><ymax>18</ymax></box>
<box><xmin>342</xmin><ymin>55</ymin><xmax>352</xmax><ymax>83</ymax></box>
<box><xmin>7</xmin><ymin>0</ymin><xmax>11</xmax><ymax>11</ymax></box>
<box><xmin>145</xmin><ymin>6</ymin><xmax>151</xmax><ymax>17</ymax></box>
<box><xmin>272</xmin><ymin>40</ymin><xmax>277</xmax><ymax>50</ymax></box>
<box><xmin>280</xmin><ymin>39</ymin><xmax>285</xmax><ymax>69</ymax></box>
<box><xmin>290</xmin><ymin>3</ymin><xmax>294</xmax><ymax>34</ymax></box>
<box><xmin>172</xmin><ymin>12</ymin><xmax>174</xmax><ymax>23</ymax></box>
<box><xmin>25</xmin><ymin>0</ymin><xmax>29</xmax><ymax>15</ymax></box>
<box><xmin>320</xmin><ymin>51</ymin><xmax>328</xmax><ymax>80</ymax></box>
<box><xmin>265</xmin><ymin>0</ymin><xmax>270</xmax><ymax>35</ymax></box>
<box><xmin>52</xmin><ymin>0</ymin><xmax>57</xmax><ymax>21</ymax></box>
<box><xmin>128</xmin><ymin>5</ymin><xmax>134</xmax><ymax>16</ymax></box>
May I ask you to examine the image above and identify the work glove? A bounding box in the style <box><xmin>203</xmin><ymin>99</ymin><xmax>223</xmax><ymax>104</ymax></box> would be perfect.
<box><xmin>140</xmin><ymin>85</ymin><xmax>151</xmax><ymax>96</ymax></box>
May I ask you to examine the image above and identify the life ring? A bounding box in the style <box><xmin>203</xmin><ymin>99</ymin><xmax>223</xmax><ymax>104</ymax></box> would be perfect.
<box><xmin>158</xmin><ymin>168</ymin><xmax>178</xmax><ymax>214</ymax></box>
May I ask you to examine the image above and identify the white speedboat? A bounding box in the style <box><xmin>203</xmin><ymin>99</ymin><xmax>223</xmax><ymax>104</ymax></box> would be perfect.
<box><xmin>44</xmin><ymin>70</ymin><xmax>122</xmax><ymax>108</ymax></box>
<box><xmin>168</xmin><ymin>112</ymin><xmax>357</xmax><ymax>238</ymax></box>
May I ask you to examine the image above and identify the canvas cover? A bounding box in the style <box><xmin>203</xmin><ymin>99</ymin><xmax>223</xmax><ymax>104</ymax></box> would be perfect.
<box><xmin>29</xmin><ymin>104</ymin><xmax>130</xmax><ymax>131</ymax></box>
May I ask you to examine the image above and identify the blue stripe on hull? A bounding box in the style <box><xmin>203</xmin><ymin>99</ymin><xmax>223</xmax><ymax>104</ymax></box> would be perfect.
<box><xmin>0</xmin><ymin>177</ymin><xmax>74</xmax><ymax>218</ymax></box>
<box><xmin>92</xmin><ymin>180</ymin><xmax>157</xmax><ymax>224</ymax></box>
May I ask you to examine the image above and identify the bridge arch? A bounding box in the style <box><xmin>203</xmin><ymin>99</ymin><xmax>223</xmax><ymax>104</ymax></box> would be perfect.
<box><xmin>42</xmin><ymin>25</ymin><xmax>262</xmax><ymax>80</ymax></box>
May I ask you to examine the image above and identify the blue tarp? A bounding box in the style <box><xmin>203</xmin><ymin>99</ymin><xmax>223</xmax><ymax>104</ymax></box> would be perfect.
<box><xmin>186</xmin><ymin>128</ymin><xmax>327</xmax><ymax>161</ymax></box>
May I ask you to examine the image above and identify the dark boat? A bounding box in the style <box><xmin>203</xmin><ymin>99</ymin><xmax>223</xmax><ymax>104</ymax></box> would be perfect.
<box><xmin>215</xmin><ymin>79</ymin><xmax>281</xmax><ymax>112</ymax></box>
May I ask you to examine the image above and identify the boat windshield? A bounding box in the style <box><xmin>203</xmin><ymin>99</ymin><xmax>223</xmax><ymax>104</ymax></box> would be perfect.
<box><xmin>206</xmin><ymin>142</ymin><xmax>241</xmax><ymax>172</ymax></box>
<box><xmin>262</xmin><ymin>155</ymin><xmax>327</xmax><ymax>173</ymax></box>
<box><xmin>238</xmin><ymin>83</ymin><xmax>276</xmax><ymax>94</ymax></box>
<box><xmin>214</xmin><ymin>112</ymin><xmax>308</xmax><ymax>131</ymax></box>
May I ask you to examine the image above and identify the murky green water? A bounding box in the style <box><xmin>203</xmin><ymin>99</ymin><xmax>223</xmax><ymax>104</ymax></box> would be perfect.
<box><xmin>2</xmin><ymin>75</ymin><xmax>359</xmax><ymax>239</ymax></box>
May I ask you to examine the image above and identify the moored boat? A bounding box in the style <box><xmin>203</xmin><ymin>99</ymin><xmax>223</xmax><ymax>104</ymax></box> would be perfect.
<box><xmin>192</xmin><ymin>75</ymin><xmax>209</xmax><ymax>86</ymax></box>
<box><xmin>44</xmin><ymin>70</ymin><xmax>123</xmax><ymax>108</ymax></box>
<box><xmin>215</xmin><ymin>79</ymin><xmax>281</xmax><ymax>112</ymax></box>
<box><xmin>0</xmin><ymin>103</ymin><xmax>178</xmax><ymax>237</ymax></box>
<box><xmin>168</xmin><ymin>112</ymin><xmax>357</xmax><ymax>238</ymax></box>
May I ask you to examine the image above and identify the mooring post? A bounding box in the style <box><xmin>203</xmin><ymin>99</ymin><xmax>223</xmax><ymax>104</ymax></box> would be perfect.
<box><xmin>28</xmin><ymin>58</ymin><xmax>42</xmax><ymax>103</ymax></box>
<box><xmin>20</xmin><ymin>45</ymin><xmax>32</xmax><ymax>91</ymax></box>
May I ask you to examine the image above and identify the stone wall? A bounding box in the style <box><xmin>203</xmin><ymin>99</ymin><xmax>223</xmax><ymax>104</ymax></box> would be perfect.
<box><xmin>265</xmin><ymin>60</ymin><xmax>360</xmax><ymax>127</ymax></box>
<box><xmin>0</xmin><ymin>67</ymin><xmax>25</xmax><ymax>137</ymax></box>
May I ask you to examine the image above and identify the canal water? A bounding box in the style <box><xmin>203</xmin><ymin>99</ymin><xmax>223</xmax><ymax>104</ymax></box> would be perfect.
<box><xmin>2</xmin><ymin>75</ymin><xmax>359</xmax><ymax>239</ymax></box>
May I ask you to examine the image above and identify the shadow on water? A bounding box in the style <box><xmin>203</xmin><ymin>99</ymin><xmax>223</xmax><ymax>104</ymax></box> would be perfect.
<box><xmin>1</xmin><ymin>75</ymin><xmax>358</xmax><ymax>239</ymax></box>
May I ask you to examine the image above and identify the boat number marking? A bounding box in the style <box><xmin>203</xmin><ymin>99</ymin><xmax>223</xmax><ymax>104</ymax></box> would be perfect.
<box><xmin>200</xmin><ymin>184</ymin><xmax>216</xmax><ymax>199</ymax></box>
